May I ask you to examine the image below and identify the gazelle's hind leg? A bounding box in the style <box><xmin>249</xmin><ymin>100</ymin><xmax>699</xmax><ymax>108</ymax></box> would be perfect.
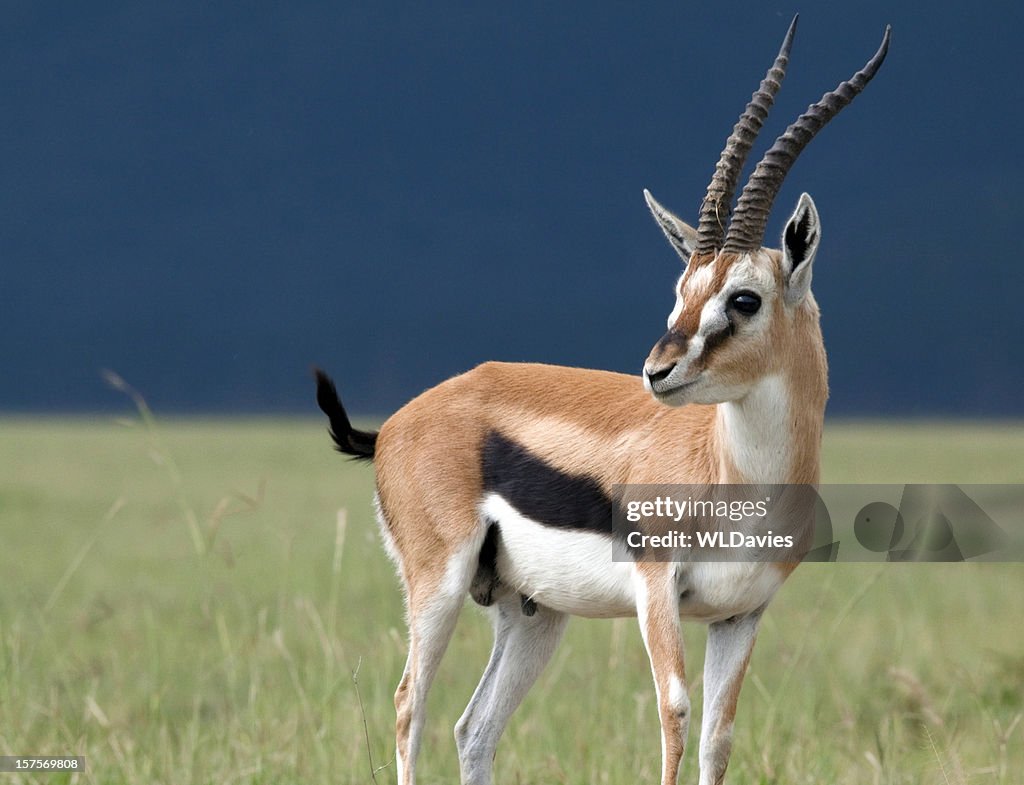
<box><xmin>455</xmin><ymin>591</ymin><xmax>569</xmax><ymax>785</ymax></box>
<box><xmin>392</xmin><ymin>537</ymin><xmax>481</xmax><ymax>785</ymax></box>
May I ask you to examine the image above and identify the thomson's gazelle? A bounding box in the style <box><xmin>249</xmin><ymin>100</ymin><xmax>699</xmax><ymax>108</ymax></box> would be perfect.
<box><xmin>316</xmin><ymin>17</ymin><xmax>890</xmax><ymax>785</ymax></box>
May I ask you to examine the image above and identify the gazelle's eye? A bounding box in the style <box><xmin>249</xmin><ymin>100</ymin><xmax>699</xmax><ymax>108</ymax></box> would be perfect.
<box><xmin>729</xmin><ymin>292</ymin><xmax>761</xmax><ymax>315</ymax></box>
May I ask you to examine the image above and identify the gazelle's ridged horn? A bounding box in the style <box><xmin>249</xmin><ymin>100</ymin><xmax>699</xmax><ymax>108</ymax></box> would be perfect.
<box><xmin>695</xmin><ymin>15</ymin><xmax>798</xmax><ymax>254</ymax></box>
<box><xmin>724</xmin><ymin>25</ymin><xmax>891</xmax><ymax>252</ymax></box>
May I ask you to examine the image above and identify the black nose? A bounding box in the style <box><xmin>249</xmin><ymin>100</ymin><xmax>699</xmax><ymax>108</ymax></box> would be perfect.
<box><xmin>646</xmin><ymin>363</ymin><xmax>676</xmax><ymax>386</ymax></box>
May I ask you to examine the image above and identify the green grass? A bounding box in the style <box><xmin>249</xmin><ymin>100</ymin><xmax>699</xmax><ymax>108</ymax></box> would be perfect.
<box><xmin>1</xmin><ymin>413</ymin><xmax>1022</xmax><ymax>784</ymax></box>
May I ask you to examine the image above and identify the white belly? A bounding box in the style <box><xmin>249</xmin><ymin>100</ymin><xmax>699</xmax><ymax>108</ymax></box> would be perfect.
<box><xmin>483</xmin><ymin>494</ymin><xmax>637</xmax><ymax>617</ymax></box>
<box><xmin>679</xmin><ymin>561</ymin><xmax>785</xmax><ymax>622</ymax></box>
<box><xmin>481</xmin><ymin>494</ymin><xmax>785</xmax><ymax>622</ymax></box>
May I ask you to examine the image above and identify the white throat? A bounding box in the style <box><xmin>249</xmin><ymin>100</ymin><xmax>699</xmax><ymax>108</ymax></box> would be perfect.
<box><xmin>717</xmin><ymin>374</ymin><xmax>793</xmax><ymax>483</ymax></box>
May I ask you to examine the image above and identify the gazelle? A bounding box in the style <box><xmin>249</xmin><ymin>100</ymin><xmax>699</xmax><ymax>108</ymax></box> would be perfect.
<box><xmin>316</xmin><ymin>17</ymin><xmax>889</xmax><ymax>785</ymax></box>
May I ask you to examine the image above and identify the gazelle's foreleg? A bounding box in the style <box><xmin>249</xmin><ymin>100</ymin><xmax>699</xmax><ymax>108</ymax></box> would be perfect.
<box><xmin>635</xmin><ymin>564</ymin><xmax>689</xmax><ymax>785</ymax></box>
<box><xmin>455</xmin><ymin>592</ymin><xmax>568</xmax><ymax>785</ymax></box>
<box><xmin>698</xmin><ymin>609</ymin><xmax>763</xmax><ymax>785</ymax></box>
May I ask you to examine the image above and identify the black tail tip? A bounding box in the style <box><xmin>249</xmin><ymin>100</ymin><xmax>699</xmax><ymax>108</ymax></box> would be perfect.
<box><xmin>313</xmin><ymin>366</ymin><xmax>341</xmax><ymax>416</ymax></box>
<box><xmin>312</xmin><ymin>366</ymin><xmax>378</xmax><ymax>461</ymax></box>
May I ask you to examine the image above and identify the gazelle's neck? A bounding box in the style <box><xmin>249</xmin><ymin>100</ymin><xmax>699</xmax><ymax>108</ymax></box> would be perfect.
<box><xmin>716</xmin><ymin>312</ymin><xmax>828</xmax><ymax>485</ymax></box>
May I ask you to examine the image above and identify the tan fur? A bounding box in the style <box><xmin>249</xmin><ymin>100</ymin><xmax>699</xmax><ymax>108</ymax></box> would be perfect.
<box><xmin>376</xmin><ymin>363</ymin><xmax>714</xmax><ymax>529</ymax></box>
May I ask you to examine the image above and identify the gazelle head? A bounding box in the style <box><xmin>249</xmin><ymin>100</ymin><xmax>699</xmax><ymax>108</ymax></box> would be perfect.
<box><xmin>642</xmin><ymin>17</ymin><xmax>889</xmax><ymax>406</ymax></box>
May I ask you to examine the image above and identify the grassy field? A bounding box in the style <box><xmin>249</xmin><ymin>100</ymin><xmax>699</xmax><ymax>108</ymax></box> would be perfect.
<box><xmin>1</xmin><ymin>412</ymin><xmax>1022</xmax><ymax>784</ymax></box>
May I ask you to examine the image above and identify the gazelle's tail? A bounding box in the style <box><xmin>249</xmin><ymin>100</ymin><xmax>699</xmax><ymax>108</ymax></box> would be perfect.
<box><xmin>314</xmin><ymin>368</ymin><xmax>377</xmax><ymax>461</ymax></box>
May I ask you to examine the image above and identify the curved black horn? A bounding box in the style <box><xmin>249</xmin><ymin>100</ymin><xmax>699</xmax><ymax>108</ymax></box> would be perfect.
<box><xmin>724</xmin><ymin>25</ymin><xmax>891</xmax><ymax>252</ymax></box>
<box><xmin>695</xmin><ymin>15</ymin><xmax>798</xmax><ymax>254</ymax></box>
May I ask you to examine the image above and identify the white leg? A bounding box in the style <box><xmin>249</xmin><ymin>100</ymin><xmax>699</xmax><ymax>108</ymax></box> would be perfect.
<box><xmin>394</xmin><ymin>592</ymin><xmax>464</xmax><ymax>785</ymax></box>
<box><xmin>698</xmin><ymin>609</ymin><xmax>763</xmax><ymax>785</ymax></box>
<box><xmin>395</xmin><ymin>548</ymin><xmax>480</xmax><ymax>785</ymax></box>
<box><xmin>635</xmin><ymin>565</ymin><xmax>689</xmax><ymax>785</ymax></box>
<box><xmin>455</xmin><ymin>594</ymin><xmax>568</xmax><ymax>785</ymax></box>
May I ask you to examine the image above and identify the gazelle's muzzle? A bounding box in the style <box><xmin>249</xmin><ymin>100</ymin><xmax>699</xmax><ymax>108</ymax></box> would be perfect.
<box><xmin>643</xmin><ymin>329</ymin><xmax>695</xmax><ymax>395</ymax></box>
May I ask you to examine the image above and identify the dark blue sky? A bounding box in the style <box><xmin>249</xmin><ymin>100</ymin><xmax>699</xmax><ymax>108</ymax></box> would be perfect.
<box><xmin>2</xmin><ymin>1</ymin><xmax>1022</xmax><ymax>415</ymax></box>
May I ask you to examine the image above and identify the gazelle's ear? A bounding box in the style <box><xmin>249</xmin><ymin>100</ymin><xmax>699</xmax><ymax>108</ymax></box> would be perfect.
<box><xmin>782</xmin><ymin>192</ymin><xmax>821</xmax><ymax>305</ymax></box>
<box><xmin>644</xmin><ymin>189</ymin><xmax>697</xmax><ymax>264</ymax></box>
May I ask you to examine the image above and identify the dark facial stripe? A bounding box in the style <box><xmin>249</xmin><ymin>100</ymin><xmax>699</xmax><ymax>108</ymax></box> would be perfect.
<box><xmin>698</xmin><ymin>317</ymin><xmax>735</xmax><ymax>364</ymax></box>
<box><xmin>481</xmin><ymin>431</ymin><xmax>613</xmax><ymax>534</ymax></box>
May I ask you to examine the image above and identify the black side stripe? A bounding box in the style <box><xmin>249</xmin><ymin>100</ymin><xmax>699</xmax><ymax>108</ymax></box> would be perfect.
<box><xmin>481</xmin><ymin>431</ymin><xmax>614</xmax><ymax>534</ymax></box>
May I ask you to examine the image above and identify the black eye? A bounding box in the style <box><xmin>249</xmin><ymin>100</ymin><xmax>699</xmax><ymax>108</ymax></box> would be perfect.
<box><xmin>729</xmin><ymin>292</ymin><xmax>761</xmax><ymax>315</ymax></box>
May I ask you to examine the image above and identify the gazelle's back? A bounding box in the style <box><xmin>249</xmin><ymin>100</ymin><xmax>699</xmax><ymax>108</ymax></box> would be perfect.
<box><xmin>374</xmin><ymin>361</ymin><xmax>719</xmax><ymax>520</ymax></box>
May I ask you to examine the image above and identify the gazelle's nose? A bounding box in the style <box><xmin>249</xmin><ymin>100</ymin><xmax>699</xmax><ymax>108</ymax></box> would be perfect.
<box><xmin>644</xmin><ymin>363</ymin><xmax>676</xmax><ymax>389</ymax></box>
